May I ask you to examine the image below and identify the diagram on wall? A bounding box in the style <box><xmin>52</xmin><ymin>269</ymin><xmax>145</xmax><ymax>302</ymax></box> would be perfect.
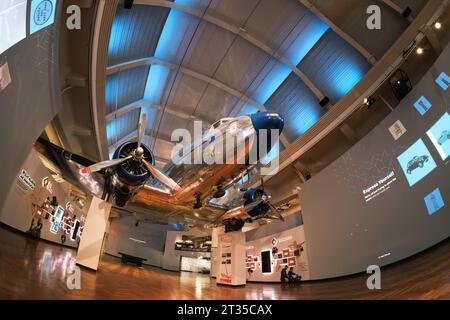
<box><xmin>426</xmin><ymin>112</ymin><xmax>450</xmax><ymax>161</ymax></box>
<box><xmin>30</xmin><ymin>0</ymin><xmax>57</xmax><ymax>35</ymax></box>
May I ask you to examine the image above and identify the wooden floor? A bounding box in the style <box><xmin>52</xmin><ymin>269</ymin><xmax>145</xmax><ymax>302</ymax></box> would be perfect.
<box><xmin>0</xmin><ymin>225</ymin><xmax>448</xmax><ymax>300</ymax></box>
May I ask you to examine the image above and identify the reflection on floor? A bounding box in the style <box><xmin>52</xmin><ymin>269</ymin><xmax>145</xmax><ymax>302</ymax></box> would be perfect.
<box><xmin>0</xmin><ymin>225</ymin><xmax>448</xmax><ymax>299</ymax></box>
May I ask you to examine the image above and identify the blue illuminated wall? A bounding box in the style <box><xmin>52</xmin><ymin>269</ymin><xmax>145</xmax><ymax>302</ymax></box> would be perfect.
<box><xmin>299</xmin><ymin>30</ymin><xmax>372</xmax><ymax>103</ymax></box>
<box><xmin>107</xmin><ymin>5</ymin><xmax>169</xmax><ymax>66</ymax></box>
<box><xmin>266</xmin><ymin>73</ymin><xmax>325</xmax><ymax>142</ymax></box>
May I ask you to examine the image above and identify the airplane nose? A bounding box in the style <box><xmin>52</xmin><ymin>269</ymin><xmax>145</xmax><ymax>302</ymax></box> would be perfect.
<box><xmin>250</xmin><ymin>112</ymin><xmax>284</xmax><ymax>132</ymax></box>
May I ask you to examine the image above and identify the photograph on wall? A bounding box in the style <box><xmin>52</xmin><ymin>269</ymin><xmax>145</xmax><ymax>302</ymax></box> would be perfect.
<box><xmin>426</xmin><ymin>112</ymin><xmax>450</xmax><ymax>161</ymax></box>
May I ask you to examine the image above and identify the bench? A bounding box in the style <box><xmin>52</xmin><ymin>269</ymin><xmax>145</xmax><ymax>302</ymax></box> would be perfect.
<box><xmin>118</xmin><ymin>252</ymin><xmax>147</xmax><ymax>267</ymax></box>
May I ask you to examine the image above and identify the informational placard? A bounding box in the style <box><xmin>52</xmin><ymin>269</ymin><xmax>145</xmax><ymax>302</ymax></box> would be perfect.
<box><xmin>388</xmin><ymin>120</ymin><xmax>406</xmax><ymax>141</ymax></box>
<box><xmin>18</xmin><ymin>169</ymin><xmax>36</xmax><ymax>191</ymax></box>
<box><xmin>0</xmin><ymin>0</ymin><xmax>27</xmax><ymax>55</ymax></box>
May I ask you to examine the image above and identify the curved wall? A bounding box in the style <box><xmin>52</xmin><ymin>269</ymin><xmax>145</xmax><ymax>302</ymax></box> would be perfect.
<box><xmin>300</xmin><ymin>43</ymin><xmax>450</xmax><ymax>280</ymax></box>
<box><xmin>0</xmin><ymin>1</ymin><xmax>62</xmax><ymax>210</ymax></box>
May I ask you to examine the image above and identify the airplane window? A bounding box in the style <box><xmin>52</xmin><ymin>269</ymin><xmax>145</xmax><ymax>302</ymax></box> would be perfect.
<box><xmin>212</xmin><ymin>121</ymin><xmax>221</xmax><ymax>129</ymax></box>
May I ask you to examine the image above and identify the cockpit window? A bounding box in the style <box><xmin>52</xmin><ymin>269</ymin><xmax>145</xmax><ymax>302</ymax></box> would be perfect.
<box><xmin>212</xmin><ymin>120</ymin><xmax>221</xmax><ymax>129</ymax></box>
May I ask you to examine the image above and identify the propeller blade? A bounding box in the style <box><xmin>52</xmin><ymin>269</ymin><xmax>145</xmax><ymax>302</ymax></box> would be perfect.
<box><xmin>137</xmin><ymin>113</ymin><xmax>147</xmax><ymax>149</ymax></box>
<box><xmin>81</xmin><ymin>155</ymin><xmax>132</xmax><ymax>174</ymax></box>
<box><xmin>268</xmin><ymin>201</ymin><xmax>285</xmax><ymax>222</ymax></box>
<box><xmin>142</xmin><ymin>159</ymin><xmax>183</xmax><ymax>193</ymax></box>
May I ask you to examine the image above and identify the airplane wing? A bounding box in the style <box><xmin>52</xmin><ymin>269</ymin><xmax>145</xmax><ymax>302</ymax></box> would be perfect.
<box><xmin>34</xmin><ymin>137</ymin><xmax>106</xmax><ymax>198</ymax></box>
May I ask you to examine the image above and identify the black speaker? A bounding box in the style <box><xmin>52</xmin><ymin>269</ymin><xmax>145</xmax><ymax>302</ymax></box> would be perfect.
<box><xmin>319</xmin><ymin>97</ymin><xmax>330</xmax><ymax>107</ymax></box>
<box><xmin>402</xmin><ymin>7</ymin><xmax>412</xmax><ymax>18</ymax></box>
<box><xmin>124</xmin><ymin>0</ymin><xmax>134</xmax><ymax>9</ymax></box>
<box><xmin>389</xmin><ymin>69</ymin><xmax>412</xmax><ymax>101</ymax></box>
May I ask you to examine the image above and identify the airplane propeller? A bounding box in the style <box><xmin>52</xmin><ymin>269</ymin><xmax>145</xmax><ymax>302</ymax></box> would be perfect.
<box><xmin>81</xmin><ymin>113</ymin><xmax>183</xmax><ymax>193</ymax></box>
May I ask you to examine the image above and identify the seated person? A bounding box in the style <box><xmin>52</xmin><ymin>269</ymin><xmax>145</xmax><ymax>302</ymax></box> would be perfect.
<box><xmin>280</xmin><ymin>266</ymin><xmax>289</xmax><ymax>283</ymax></box>
<box><xmin>288</xmin><ymin>267</ymin><xmax>301</xmax><ymax>282</ymax></box>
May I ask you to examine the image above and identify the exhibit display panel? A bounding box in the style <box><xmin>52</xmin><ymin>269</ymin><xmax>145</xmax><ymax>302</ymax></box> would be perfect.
<box><xmin>300</xmin><ymin>43</ymin><xmax>450</xmax><ymax>280</ymax></box>
<box><xmin>217</xmin><ymin>232</ymin><xmax>246</xmax><ymax>286</ymax></box>
<box><xmin>0</xmin><ymin>149</ymin><xmax>86</xmax><ymax>248</ymax></box>
<box><xmin>245</xmin><ymin>224</ymin><xmax>310</xmax><ymax>282</ymax></box>
<box><xmin>76</xmin><ymin>197</ymin><xmax>111</xmax><ymax>271</ymax></box>
<box><xmin>163</xmin><ymin>230</ymin><xmax>212</xmax><ymax>271</ymax></box>
<box><xmin>104</xmin><ymin>215</ymin><xmax>170</xmax><ymax>268</ymax></box>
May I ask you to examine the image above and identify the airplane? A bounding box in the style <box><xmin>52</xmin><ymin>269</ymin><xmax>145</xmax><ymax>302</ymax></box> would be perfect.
<box><xmin>35</xmin><ymin>111</ymin><xmax>285</xmax><ymax>232</ymax></box>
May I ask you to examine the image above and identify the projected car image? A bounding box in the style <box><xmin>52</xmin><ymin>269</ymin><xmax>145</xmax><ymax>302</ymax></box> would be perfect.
<box><xmin>406</xmin><ymin>155</ymin><xmax>429</xmax><ymax>174</ymax></box>
<box><xmin>438</xmin><ymin>130</ymin><xmax>450</xmax><ymax>145</ymax></box>
<box><xmin>426</xmin><ymin>112</ymin><xmax>450</xmax><ymax>161</ymax></box>
<box><xmin>397</xmin><ymin>139</ymin><xmax>437</xmax><ymax>187</ymax></box>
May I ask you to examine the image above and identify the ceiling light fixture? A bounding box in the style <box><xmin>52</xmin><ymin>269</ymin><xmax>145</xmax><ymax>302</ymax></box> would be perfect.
<box><xmin>416</xmin><ymin>47</ymin><xmax>424</xmax><ymax>55</ymax></box>
<box><xmin>434</xmin><ymin>21</ymin><xmax>442</xmax><ymax>29</ymax></box>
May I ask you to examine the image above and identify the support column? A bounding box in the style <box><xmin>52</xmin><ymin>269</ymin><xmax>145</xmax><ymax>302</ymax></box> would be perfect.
<box><xmin>216</xmin><ymin>231</ymin><xmax>246</xmax><ymax>286</ymax></box>
<box><xmin>76</xmin><ymin>196</ymin><xmax>111</xmax><ymax>271</ymax></box>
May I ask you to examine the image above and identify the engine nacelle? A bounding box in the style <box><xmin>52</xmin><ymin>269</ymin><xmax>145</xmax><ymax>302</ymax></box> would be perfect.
<box><xmin>113</xmin><ymin>141</ymin><xmax>154</xmax><ymax>186</ymax></box>
<box><xmin>243</xmin><ymin>188</ymin><xmax>269</xmax><ymax>218</ymax></box>
<box><xmin>109</xmin><ymin>141</ymin><xmax>155</xmax><ymax>207</ymax></box>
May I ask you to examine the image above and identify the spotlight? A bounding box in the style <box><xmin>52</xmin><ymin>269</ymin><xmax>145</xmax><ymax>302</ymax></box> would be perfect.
<box><xmin>434</xmin><ymin>21</ymin><xmax>442</xmax><ymax>29</ymax></box>
<box><xmin>416</xmin><ymin>47</ymin><xmax>424</xmax><ymax>55</ymax></box>
<box><xmin>364</xmin><ymin>97</ymin><xmax>376</xmax><ymax>108</ymax></box>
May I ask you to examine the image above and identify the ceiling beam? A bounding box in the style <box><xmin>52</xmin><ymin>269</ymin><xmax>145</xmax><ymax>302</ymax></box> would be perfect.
<box><xmin>106</xmin><ymin>57</ymin><xmax>270</xmax><ymax>111</ymax></box>
<box><xmin>108</xmin><ymin>129</ymin><xmax>175</xmax><ymax>153</ymax></box>
<box><xmin>133</xmin><ymin>0</ymin><xmax>325</xmax><ymax>99</ymax></box>
<box><xmin>107</xmin><ymin>57</ymin><xmax>289</xmax><ymax>147</ymax></box>
<box><xmin>299</xmin><ymin>0</ymin><xmax>377</xmax><ymax>64</ymax></box>
<box><xmin>381</xmin><ymin>0</ymin><xmax>414</xmax><ymax>22</ymax></box>
<box><xmin>105</xmin><ymin>99</ymin><xmax>212</xmax><ymax>124</ymax></box>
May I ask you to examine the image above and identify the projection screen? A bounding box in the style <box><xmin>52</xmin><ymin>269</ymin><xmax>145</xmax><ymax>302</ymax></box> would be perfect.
<box><xmin>0</xmin><ymin>0</ymin><xmax>27</xmax><ymax>55</ymax></box>
<box><xmin>299</xmin><ymin>43</ymin><xmax>450</xmax><ymax>280</ymax></box>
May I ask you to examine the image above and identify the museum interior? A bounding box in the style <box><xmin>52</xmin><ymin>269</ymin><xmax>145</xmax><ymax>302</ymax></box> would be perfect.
<box><xmin>0</xmin><ymin>0</ymin><xmax>449</xmax><ymax>300</ymax></box>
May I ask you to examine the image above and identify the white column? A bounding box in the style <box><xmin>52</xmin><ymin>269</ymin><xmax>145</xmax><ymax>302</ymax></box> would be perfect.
<box><xmin>76</xmin><ymin>196</ymin><xmax>111</xmax><ymax>271</ymax></box>
<box><xmin>216</xmin><ymin>231</ymin><xmax>246</xmax><ymax>286</ymax></box>
<box><xmin>210</xmin><ymin>227</ymin><xmax>223</xmax><ymax>278</ymax></box>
